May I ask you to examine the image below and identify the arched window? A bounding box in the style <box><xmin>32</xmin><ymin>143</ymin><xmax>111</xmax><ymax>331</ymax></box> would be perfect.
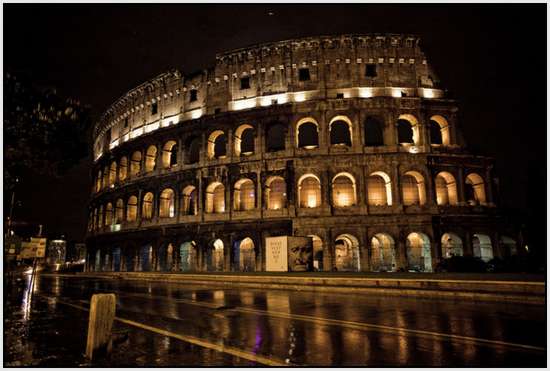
<box><xmin>329</xmin><ymin>116</ymin><xmax>352</xmax><ymax>147</ymax></box>
<box><xmin>161</xmin><ymin>140</ymin><xmax>178</xmax><ymax>168</ymax></box>
<box><xmin>105</xmin><ymin>203</ymin><xmax>113</xmax><ymax>226</ymax></box>
<box><xmin>115</xmin><ymin>199</ymin><xmax>124</xmax><ymax>224</ymax></box>
<box><xmin>109</xmin><ymin>161</ymin><xmax>117</xmax><ymax>186</ymax></box>
<box><xmin>367</xmin><ymin>171</ymin><xmax>392</xmax><ymax>206</ymax></box>
<box><xmin>402</xmin><ymin>171</ymin><xmax>426</xmax><ymax>206</ymax></box>
<box><xmin>180</xmin><ymin>241</ymin><xmax>197</xmax><ymax>271</ymax></box>
<box><xmin>296</xmin><ymin>118</ymin><xmax>319</xmax><ymax>149</ymax></box>
<box><xmin>127</xmin><ymin>196</ymin><xmax>137</xmax><ymax>221</ymax></box>
<box><xmin>102</xmin><ymin>166</ymin><xmax>109</xmax><ymax>189</ymax></box>
<box><xmin>130</xmin><ymin>151</ymin><xmax>142</xmax><ymax>176</ymax></box>
<box><xmin>472</xmin><ymin>234</ymin><xmax>493</xmax><ymax>261</ymax></box>
<box><xmin>266</xmin><ymin>122</ymin><xmax>286</xmax><ymax>152</ymax></box>
<box><xmin>465</xmin><ymin>173</ymin><xmax>486</xmax><ymax>205</ymax></box>
<box><xmin>331</xmin><ymin>173</ymin><xmax>356</xmax><ymax>207</ymax></box>
<box><xmin>309</xmin><ymin>235</ymin><xmax>324</xmax><ymax>271</ymax></box>
<box><xmin>435</xmin><ymin>172</ymin><xmax>458</xmax><ymax>205</ymax></box>
<box><xmin>397</xmin><ymin>114</ymin><xmax>419</xmax><ymax>145</ymax></box>
<box><xmin>265</xmin><ymin>176</ymin><xmax>286</xmax><ymax>210</ymax></box>
<box><xmin>371</xmin><ymin>233</ymin><xmax>396</xmax><ymax>272</ymax></box>
<box><xmin>96</xmin><ymin>170</ymin><xmax>102</xmax><ymax>192</ymax></box>
<box><xmin>406</xmin><ymin>232</ymin><xmax>432</xmax><ymax>272</ymax></box>
<box><xmin>207</xmin><ymin>130</ymin><xmax>227</xmax><ymax>159</ymax></box>
<box><xmin>98</xmin><ymin>205</ymin><xmax>104</xmax><ymax>228</ymax></box>
<box><xmin>206</xmin><ymin>182</ymin><xmax>225</xmax><ymax>213</ymax></box>
<box><xmin>298</xmin><ymin>174</ymin><xmax>321</xmax><ymax>208</ymax></box>
<box><xmin>119</xmin><ymin>157</ymin><xmax>128</xmax><ymax>182</ymax></box>
<box><xmin>142</xmin><ymin>192</ymin><xmax>154</xmax><ymax>220</ymax></box>
<box><xmin>334</xmin><ymin>234</ymin><xmax>361</xmax><ymax>272</ymax></box>
<box><xmin>144</xmin><ymin>145</ymin><xmax>157</xmax><ymax>173</ymax></box>
<box><xmin>234</xmin><ymin>178</ymin><xmax>255</xmax><ymax>211</ymax></box>
<box><xmin>93</xmin><ymin>208</ymin><xmax>98</xmax><ymax>230</ymax></box>
<box><xmin>429</xmin><ymin>115</ymin><xmax>450</xmax><ymax>145</ymax></box>
<box><xmin>185</xmin><ymin>136</ymin><xmax>201</xmax><ymax>164</ymax></box>
<box><xmin>237</xmin><ymin>237</ymin><xmax>255</xmax><ymax>272</ymax></box>
<box><xmin>182</xmin><ymin>185</ymin><xmax>198</xmax><ymax>215</ymax></box>
<box><xmin>212</xmin><ymin>239</ymin><xmax>224</xmax><ymax>271</ymax></box>
<box><xmin>441</xmin><ymin>232</ymin><xmax>463</xmax><ymax>258</ymax></box>
<box><xmin>234</xmin><ymin>124</ymin><xmax>255</xmax><ymax>156</ymax></box>
<box><xmin>364</xmin><ymin>116</ymin><xmax>384</xmax><ymax>146</ymax></box>
<box><xmin>159</xmin><ymin>189</ymin><xmax>175</xmax><ymax>218</ymax></box>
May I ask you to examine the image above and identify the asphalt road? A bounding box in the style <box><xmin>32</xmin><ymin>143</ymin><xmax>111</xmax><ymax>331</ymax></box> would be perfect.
<box><xmin>4</xmin><ymin>274</ymin><xmax>546</xmax><ymax>366</ymax></box>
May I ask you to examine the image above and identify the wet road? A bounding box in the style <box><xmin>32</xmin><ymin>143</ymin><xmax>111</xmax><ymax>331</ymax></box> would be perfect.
<box><xmin>4</xmin><ymin>274</ymin><xmax>546</xmax><ymax>367</ymax></box>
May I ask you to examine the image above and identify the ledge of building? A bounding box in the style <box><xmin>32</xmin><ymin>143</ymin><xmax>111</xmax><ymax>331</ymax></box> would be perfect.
<box><xmin>44</xmin><ymin>272</ymin><xmax>545</xmax><ymax>305</ymax></box>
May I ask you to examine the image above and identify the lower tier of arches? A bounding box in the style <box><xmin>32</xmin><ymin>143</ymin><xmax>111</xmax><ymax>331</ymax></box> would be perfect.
<box><xmin>85</xmin><ymin>218</ymin><xmax>523</xmax><ymax>274</ymax></box>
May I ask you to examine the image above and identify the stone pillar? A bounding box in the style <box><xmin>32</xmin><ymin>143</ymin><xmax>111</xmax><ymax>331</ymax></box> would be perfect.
<box><xmin>396</xmin><ymin>229</ymin><xmax>408</xmax><ymax>270</ymax></box>
<box><xmin>485</xmin><ymin>166</ymin><xmax>495</xmax><ymax>206</ymax></box>
<box><xmin>457</xmin><ymin>166</ymin><xmax>466</xmax><ymax>206</ymax></box>
<box><xmin>463</xmin><ymin>231</ymin><xmax>473</xmax><ymax>257</ymax></box>
<box><xmin>391</xmin><ymin>163</ymin><xmax>402</xmax><ymax>206</ymax></box>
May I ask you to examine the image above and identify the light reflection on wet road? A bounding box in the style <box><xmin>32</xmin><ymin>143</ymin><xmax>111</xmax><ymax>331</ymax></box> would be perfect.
<box><xmin>5</xmin><ymin>274</ymin><xmax>546</xmax><ymax>367</ymax></box>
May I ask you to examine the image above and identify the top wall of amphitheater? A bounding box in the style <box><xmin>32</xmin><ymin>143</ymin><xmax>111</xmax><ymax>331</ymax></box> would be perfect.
<box><xmin>93</xmin><ymin>34</ymin><xmax>446</xmax><ymax>162</ymax></box>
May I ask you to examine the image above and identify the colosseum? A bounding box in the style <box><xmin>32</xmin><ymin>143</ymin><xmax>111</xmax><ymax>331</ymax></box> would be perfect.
<box><xmin>86</xmin><ymin>33</ymin><xmax>521</xmax><ymax>274</ymax></box>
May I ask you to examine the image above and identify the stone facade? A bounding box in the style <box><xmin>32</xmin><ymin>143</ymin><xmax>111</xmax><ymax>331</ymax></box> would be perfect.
<box><xmin>86</xmin><ymin>34</ymin><xmax>520</xmax><ymax>273</ymax></box>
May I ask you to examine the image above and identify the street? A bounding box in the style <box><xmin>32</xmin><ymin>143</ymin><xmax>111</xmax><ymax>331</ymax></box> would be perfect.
<box><xmin>4</xmin><ymin>273</ymin><xmax>546</xmax><ymax>367</ymax></box>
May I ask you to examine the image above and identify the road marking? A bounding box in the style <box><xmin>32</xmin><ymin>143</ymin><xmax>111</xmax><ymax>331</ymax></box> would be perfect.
<box><xmin>98</xmin><ymin>289</ymin><xmax>546</xmax><ymax>353</ymax></box>
<box><xmin>43</xmin><ymin>295</ymin><xmax>289</xmax><ymax>367</ymax></box>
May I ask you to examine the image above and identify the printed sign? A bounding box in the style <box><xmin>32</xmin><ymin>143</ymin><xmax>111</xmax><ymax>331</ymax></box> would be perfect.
<box><xmin>265</xmin><ymin>236</ymin><xmax>288</xmax><ymax>272</ymax></box>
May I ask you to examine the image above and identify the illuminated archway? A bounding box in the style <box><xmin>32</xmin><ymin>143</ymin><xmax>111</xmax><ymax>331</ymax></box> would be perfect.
<box><xmin>105</xmin><ymin>203</ymin><xmax>113</xmax><ymax>226</ymax></box>
<box><xmin>212</xmin><ymin>239</ymin><xmax>224</xmax><ymax>271</ymax></box>
<box><xmin>402</xmin><ymin>170</ymin><xmax>426</xmax><ymax>206</ymax></box>
<box><xmin>115</xmin><ymin>199</ymin><xmax>124</xmax><ymax>224</ymax></box>
<box><xmin>370</xmin><ymin>233</ymin><xmax>396</xmax><ymax>272</ymax></box>
<box><xmin>119</xmin><ymin>156</ymin><xmax>128</xmax><ymax>182</ymax></box>
<box><xmin>429</xmin><ymin>115</ymin><xmax>450</xmax><ymax>145</ymax></box>
<box><xmin>298</xmin><ymin>174</ymin><xmax>321</xmax><ymax>208</ymax></box>
<box><xmin>180</xmin><ymin>241</ymin><xmax>197</xmax><ymax>271</ymax></box>
<box><xmin>161</xmin><ymin>140</ymin><xmax>178</xmax><ymax>168</ymax></box>
<box><xmin>367</xmin><ymin>171</ymin><xmax>392</xmax><ymax>205</ymax></box>
<box><xmin>130</xmin><ymin>151</ymin><xmax>142</xmax><ymax>176</ymax></box>
<box><xmin>144</xmin><ymin>145</ymin><xmax>157</xmax><ymax>173</ymax></box>
<box><xmin>331</xmin><ymin>172</ymin><xmax>357</xmax><ymax>207</ymax></box>
<box><xmin>159</xmin><ymin>188</ymin><xmax>175</xmax><ymax>218</ymax></box>
<box><xmin>473</xmin><ymin>234</ymin><xmax>493</xmax><ymax>262</ymax></box>
<box><xmin>109</xmin><ymin>161</ymin><xmax>117</xmax><ymax>186</ymax></box>
<box><xmin>406</xmin><ymin>232</ymin><xmax>432</xmax><ymax>272</ymax></box>
<box><xmin>441</xmin><ymin>232</ymin><xmax>463</xmax><ymax>258</ymax></box>
<box><xmin>296</xmin><ymin>117</ymin><xmax>319</xmax><ymax>149</ymax></box>
<box><xmin>207</xmin><ymin>130</ymin><xmax>227</xmax><ymax>159</ymax></box>
<box><xmin>329</xmin><ymin>115</ymin><xmax>352</xmax><ymax>146</ymax></box>
<box><xmin>141</xmin><ymin>192</ymin><xmax>154</xmax><ymax>220</ymax></box>
<box><xmin>435</xmin><ymin>172</ymin><xmax>458</xmax><ymax>205</ymax></box>
<box><xmin>181</xmin><ymin>185</ymin><xmax>198</xmax><ymax>215</ymax></box>
<box><xmin>234</xmin><ymin>178</ymin><xmax>255</xmax><ymax>211</ymax></box>
<box><xmin>397</xmin><ymin>114</ymin><xmax>419</xmax><ymax>145</ymax></box>
<box><xmin>126</xmin><ymin>196</ymin><xmax>137</xmax><ymax>221</ymax></box>
<box><xmin>205</xmin><ymin>182</ymin><xmax>225</xmax><ymax>213</ymax></box>
<box><xmin>265</xmin><ymin>176</ymin><xmax>287</xmax><ymax>210</ymax></box>
<box><xmin>234</xmin><ymin>124</ymin><xmax>255</xmax><ymax>156</ymax></box>
<box><xmin>334</xmin><ymin>234</ymin><xmax>361</xmax><ymax>272</ymax></box>
<box><xmin>465</xmin><ymin>173</ymin><xmax>486</xmax><ymax>205</ymax></box>
<box><xmin>236</xmin><ymin>237</ymin><xmax>255</xmax><ymax>272</ymax></box>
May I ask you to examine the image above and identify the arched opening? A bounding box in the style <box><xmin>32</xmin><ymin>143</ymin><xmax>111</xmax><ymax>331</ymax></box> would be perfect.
<box><xmin>139</xmin><ymin>244</ymin><xmax>153</xmax><ymax>271</ymax></box>
<box><xmin>370</xmin><ymin>233</ymin><xmax>396</xmax><ymax>272</ymax></box>
<box><xmin>126</xmin><ymin>195</ymin><xmax>137</xmax><ymax>222</ymax></box>
<box><xmin>93</xmin><ymin>208</ymin><xmax>98</xmax><ymax>230</ymax></box>
<box><xmin>158</xmin><ymin>243</ymin><xmax>174</xmax><ymax>272</ymax></box>
<box><xmin>234</xmin><ymin>124</ymin><xmax>255</xmax><ymax>156</ymax></box>
<box><xmin>102</xmin><ymin>166</ymin><xmax>109</xmax><ymax>189</ymax></box>
<box><xmin>266</xmin><ymin>122</ymin><xmax>286</xmax><ymax>152</ymax></box>
<box><xmin>98</xmin><ymin>205</ymin><xmax>104</xmax><ymax>228</ymax></box>
<box><xmin>402</xmin><ymin>171</ymin><xmax>426</xmax><ymax>206</ymax></box>
<box><xmin>144</xmin><ymin>145</ymin><xmax>157</xmax><ymax>173</ymax></box>
<box><xmin>329</xmin><ymin>116</ymin><xmax>352</xmax><ymax>147</ymax></box>
<box><xmin>331</xmin><ymin>172</ymin><xmax>357</xmax><ymax>207</ymax></box>
<box><xmin>124</xmin><ymin>247</ymin><xmax>135</xmax><ymax>272</ymax></box>
<box><xmin>95</xmin><ymin>250</ymin><xmax>102</xmax><ymax>272</ymax></box>
<box><xmin>185</xmin><ymin>136</ymin><xmax>201</xmax><ymax>164</ymax></box>
<box><xmin>205</xmin><ymin>182</ymin><xmax>225</xmax><ymax>213</ymax></box>
<box><xmin>334</xmin><ymin>234</ymin><xmax>361</xmax><ymax>272</ymax></box>
<box><xmin>159</xmin><ymin>188</ymin><xmax>175</xmax><ymax>218</ymax></box>
<box><xmin>181</xmin><ymin>185</ymin><xmax>198</xmax><ymax>215</ymax></box>
<box><xmin>119</xmin><ymin>156</ymin><xmax>128</xmax><ymax>182</ymax></box>
<box><xmin>130</xmin><ymin>151</ymin><xmax>142</xmax><ymax>176</ymax></box>
<box><xmin>115</xmin><ymin>199</ymin><xmax>124</xmax><ymax>224</ymax></box>
<box><xmin>465</xmin><ymin>173</ymin><xmax>487</xmax><ymax>205</ymax></box>
<box><xmin>180</xmin><ymin>241</ymin><xmax>197</xmax><ymax>271</ymax></box>
<box><xmin>109</xmin><ymin>161</ymin><xmax>117</xmax><ymax>186</ymax></box>
<box><xmin>235</xmin><ymin>237</ymin><xmax>255</xmax><ymax>272</ymax></box>
<box><xmin>435</xmin><ymin>172</ymin><xmax>458</xmax><ymax>205</ymax></box>
<box><xmin>212</xmin><ymin>239</ymin><xmax>224</xmax><ymax>271</ymax></box>
<box><xmin>364</xmin><ymin>116</ymin><xmax>384</xmax><ymax>146</ymax></box>
<box><xmin>95</xmin><ymin>170</ymin><xmax>102</xmax><ymax>192</ymax></box>
<box><xmin>473</xmin><ymin>234</ymin><xmax>493</xmax><ymax>262</ymax></box>
<box><xmin>298</xmin><ymin>174</ymin><xmax>321</xmax><ymax>208</ymax></box>
<box><xmin>141</xmin><ymin>192</ymin><xmax>154</xmax><ymax>220</ymax></box>
<box><xmin>296</xmin><ymin>118</ymin><xmax>319</xmax><ymax>149</ymax></box>
<box><xmin>441</xmin><ymin>233</ymin><xmax>463</xmax><ymax>258</ymax></box>
<box><xmin>234</xmin><ymin>178</ymin><xmax>255</xmax><ymax>211</ymax></box>
<box><xmin>161</xmin><ymin>140</ymin><xmax>178</xmax><ymax>168</ymax></box>
<box><xmin>113</xmin><ymin>247</ymin><xmax>121</xmax><ymax>272</ymax></box>
<box><xmin>500</xmin><ymin>236</ymin><xmax>517</xmax><ymax>257</ymax></box>
<box><xmin>397</xmin><ymin>114</ymin><xmax>419</xmax><ymax>145</ymax></box>
<box><xmin>207</xmin><ymin>130</ymin><xmax>227</xmax><ymax>159</ymax></box>
<box><xmin>406</xmin><ymin>232</ymin><xmax>432</xmax><ymax>272</ymax></box>
<box><xmin>429</xmin><ymin>115</ymin><xmax>450</xmax><ymax>145</ymax></box>
<box><xmin>309</xmin><ymin>235</ymin><xmax>324</xmax><ymax>271</ymax></box>
<box><xmin>105</xmin><ymin>203</ymin><xmax>113</xmax><ymax>226</ymax></box>
<box><xmin>367</xmin><ymin>171</ymin><xmax>392</xmax><ymax>206</ymax></box>
<box><xmin>265</xmin><ymin>176</ymin><xmax>287</xmax><ymax>210</ymax></box>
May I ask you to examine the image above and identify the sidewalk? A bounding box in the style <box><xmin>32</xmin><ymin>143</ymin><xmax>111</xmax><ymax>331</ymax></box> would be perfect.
<box><xmin>46</xmin><ymin>271</ymin><xmax>546</xmax><ymax>305</ymax></box>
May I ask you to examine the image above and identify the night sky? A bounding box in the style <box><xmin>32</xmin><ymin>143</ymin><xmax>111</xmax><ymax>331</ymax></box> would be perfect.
<box><xmin>3</xmin><ymin>4</ymin><xmax>546</xmax><ymax>243</ymax></box>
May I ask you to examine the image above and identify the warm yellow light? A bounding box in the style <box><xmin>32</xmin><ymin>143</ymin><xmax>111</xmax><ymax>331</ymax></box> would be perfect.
<box><xmin>358</xmin><ymin>88</ymin><xmax>373</xmax><ymax>98</ymax></box>
<box><xmin>307</xmin><ymin>194</ymin><xmax>317</xmax><ymax>208</ymax></box>
<box><xmin>293</xmin><ymin>92</ymin><xmax>306</xmax><ymax>102</ymax></box>
<box><xmin>231</xmin><ymin>98</ymin><xmax>256</xmax><ymax>111</ymax></box>
<box><xmin>190</xmin><ymin>108</ymin><xmax>203</xmax><ymax>119</ymax></box>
